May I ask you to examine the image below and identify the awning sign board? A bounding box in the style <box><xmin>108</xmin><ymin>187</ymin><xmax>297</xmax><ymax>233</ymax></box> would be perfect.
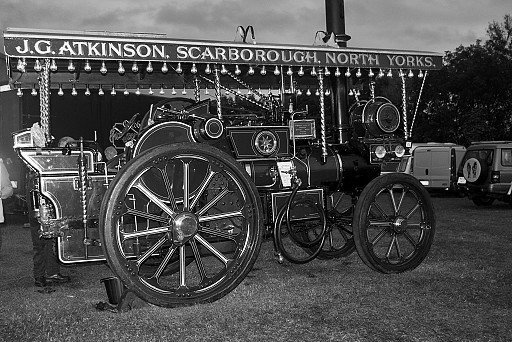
<box><xmin>3</xmin><ymin>28</ymin><xmax>443</xmax><ymax>70</ymax></box>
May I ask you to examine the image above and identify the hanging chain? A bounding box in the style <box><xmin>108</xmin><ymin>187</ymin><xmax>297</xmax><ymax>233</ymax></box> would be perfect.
<box><xmin>225</xmin><ymin>71</ymin><xmax>271</xmax><ymax>110</ymax></box>
<box><xmin>193</xmin><ymin>76</ymin><xmax>200</xmax><ymax>103</ymax></box>
<box><xmin>353</xmin><ymin>88</ymin><xmax>360</xmax><ymax>102</ymax></box>
<box><xmin>409</xmin><ymin>71</ymin><xmax>428</xmax><ymax>137</ymax></box>
<box><xmin>200</xmin><ymin>72</ymin><xmax>271</xmax><ymax>112</ymax></box>
<box><xmin>226</xmin><ymin>70</ymin><xmax>268</xmax><ymax>100</ymax></box>
<box><xmin>201</xmin><ymin>75</ymin><xmax>270</xmax><ymax>111</ymax></box>
<box><xmin>400</xmin><ymin>70</ymin><xmax>408</xmax><ymax>140</ymax></box>
<box><xmin>317</xmin><ymin>69</ymin><xmax>327</xmax><ymax>163</ymax></box>
<box><xmin>213</xmin><ymin>66</ymin><xmax>222</xmax><ymax>120</ymax></box>
<box><xmin>370</xmin><ymin>81</ymin><xmax>375</xmax><ymax>100</ymax></box>
<box><xmin>39</xmin><ymin>59</ymin><xmax>51</xmax><ymax>144</ymax></box>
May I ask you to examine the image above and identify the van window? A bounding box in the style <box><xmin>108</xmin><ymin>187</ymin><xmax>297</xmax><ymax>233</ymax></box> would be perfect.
<box><xmin>501</xmin><ymin>149</ymin><xmax>512</xmax><ymax>166</ymax></box>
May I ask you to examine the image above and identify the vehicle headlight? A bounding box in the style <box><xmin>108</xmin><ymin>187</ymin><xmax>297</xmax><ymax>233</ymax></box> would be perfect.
<box><xmin>375</xmin><ymin>145</ymin><xmax>386</xmax><ymax>159</ymax></box>
<box><xmin>394</xmin><ymin>145</ymin><xmax>405</xmax><ymax>158</ymax></box>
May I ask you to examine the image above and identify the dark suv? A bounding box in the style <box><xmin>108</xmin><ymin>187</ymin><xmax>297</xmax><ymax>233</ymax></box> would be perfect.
<box><xmin>457</xmin><ymin>141</ymin><xmax>512</xmax><ymax>206</ymax></box>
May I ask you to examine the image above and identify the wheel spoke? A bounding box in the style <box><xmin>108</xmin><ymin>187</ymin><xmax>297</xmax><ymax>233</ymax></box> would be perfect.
<box><xmin>199</xmin><ymin>226</ymin><xmax>237</xmax><ymax>240</ymax></box>
<box><xmin>394</xmin><ymin>235</ymin><xmax>403</xmax><ymax>260</ymax></box>
<box><xmin>189</xmin><ymin>169</ymin><xmax>216</xmax><ymax>210</ymax></box>
<box><xmin>135</xmin><ymin>236</ymin><xmax>167</xmax><ymax>268</ymax></box>
<box><xmin>125</xmin><ymin>207</ymin><xmax>169</xmax><ymax>223</ymax></box>
<box><xmin>406</xmin><ymin>222</ymin><xmax>423</xmax><ymax>230</ymax></box>
<box><xmin>370</xmin><ymin>228</ymin><xmax>388</xmax><ymax>246</ymax></box>
<box><xmin>388</xmin><ymin>188</ymin><xmax>398</xmax><ymax>214</ymax></box>
<box><xmin>183</xmin><ymin>162</ymin><xmax>190</xmax><ymax>211</ymax></box>
<box><xmin>396</xmin><ymin>188</ymin><xmax>407</xmax><ymax>214</ymax></box>
<box><xmin>198</xmin><ymin>210</ymin><xmax>244</xmax><ymax>223</ymax></box>
<box><xmin>179</xmin><ymin>245</ymin><xmax>187</xmax><ymax>287</ymax></box>
<box><xmin>190</xmin><ymin>238</ymin><xmax>207</xmax><ymax>280</ymax></box>
<box><xmin>134</xmin><ymin>180</ymin><xmax>176</xmax><ymax>218</ymax></box>
<box><xmin>371</xmin><ymin>201</ymin><xmax>390</xmax><ymax>220</ymax></box>
<box><xmin>149</xmin><ymin>245</ymin><xmax>178</xmax><ymax>281</ymax></box>
<box><xmin>385</xmin><ymin>234</ymin><xmax>397</xmax><ymax>260</ymax></box>
<box><xmin>161</xmin><ymin>165</ymin><xmax>178</xmax><ymax>212</ymax></box>
<box><xmin>331</xmin><ymin>193</ymin><xmax>344</xmax><ymax>210</ymax></box>
<box><xmin>405</xmin><ymin>203</ymin><xmax>421</xmax><ymax>219</ymax></box>
<box><xmin>369</xmin><ymin>219</ymin><xmax>391</xmax><ymax>228</ymax></box>
<box><xmin>327</xmin><ymin>230</ymin><xmax>334</xmax><ymax>247</ymax></box>
<box><xmin>196</xmin><ymin>188</ymin><xmax>231</xmax><ymax>217</ymax></box>
<box><xmin>194</xmin><ymin>234</ymin><xmax>230</xmax><ymax>265</ymax></box>
<box><xmin>336</xmin><ymin>227</ymin><xmax>349</xmax><ymax>242</ymax></box>
<box><xmin>122</xmin><ymin>226</ymin><xmax>168</xmax><ymax>240</ymax></box>
<box><xmin>403</xmin><ymin>231</ymin><xmax>418</xmax><ymax>248</ymax></box>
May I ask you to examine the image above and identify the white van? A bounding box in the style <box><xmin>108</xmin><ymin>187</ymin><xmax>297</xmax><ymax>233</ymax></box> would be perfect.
<box><xmin>398</xmin><ymin>143</ymin><xmax>466</xmax><ymax>190</ymax></box>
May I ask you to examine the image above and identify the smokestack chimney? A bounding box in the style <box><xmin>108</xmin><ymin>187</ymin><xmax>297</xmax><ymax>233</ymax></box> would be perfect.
<box><xmin>325</xmin><ymin>0</ymin><xmax>351</xmax><ymax>143</ymax></box>
<box><xmin>325</xmin><ymin>0</ymin><xmax>351</xmax><ymax>47</ymax></box>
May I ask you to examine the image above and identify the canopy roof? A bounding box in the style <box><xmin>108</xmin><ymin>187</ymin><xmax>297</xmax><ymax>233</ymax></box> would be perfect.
<box><xmin>2</xmin><ymin>28</ymin><xmax>443</xmax><ymax>91</ymax></box>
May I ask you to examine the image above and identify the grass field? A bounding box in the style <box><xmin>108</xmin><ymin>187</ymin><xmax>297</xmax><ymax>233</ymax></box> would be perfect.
<box><xmin>0</xmin><ymin>195</ymin><xmax>511</xmax><ymax>342</ymax></box>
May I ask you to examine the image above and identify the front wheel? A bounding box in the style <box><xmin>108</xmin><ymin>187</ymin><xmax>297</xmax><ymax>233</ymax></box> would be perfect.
<box><xmin>100</xmin><ymin>143</ymin><xmax>263</xmax><ymax>307</ymax></box>
<box><xmin>353</xmin><ymin>173</ymin><xmax>435</xmax><ymax>274</ymax></box>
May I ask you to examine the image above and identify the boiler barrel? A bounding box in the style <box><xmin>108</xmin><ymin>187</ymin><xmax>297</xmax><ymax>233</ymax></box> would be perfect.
<box><xmin>295</xmin><ymin>145</ymin><xmax>380</xmax><ymax>191</ymax></box>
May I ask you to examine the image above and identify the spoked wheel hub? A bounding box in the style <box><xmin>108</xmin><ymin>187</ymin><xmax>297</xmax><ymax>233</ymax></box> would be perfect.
<box><xmin>169</xmin><ymin>212</ymin><xmax>199</xmax><ymax>245</ymax></box>
<box><xmin>391</xmin><ymin>216</ymin><xmax>408</xmax><ymax>234</ymax></box>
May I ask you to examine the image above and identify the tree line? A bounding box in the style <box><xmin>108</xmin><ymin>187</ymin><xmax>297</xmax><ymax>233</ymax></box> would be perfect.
<box><xmin>413</xmin><ymin>14</ymin><xmax>512</xmax><ymax>146</ymax></box>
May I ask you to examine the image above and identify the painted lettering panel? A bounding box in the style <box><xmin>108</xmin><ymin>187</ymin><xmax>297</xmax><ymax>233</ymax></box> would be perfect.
<box><xmin>3</xmin><ymin>29</ymin><xmax>443</xmax><ymax>70</ymax></box>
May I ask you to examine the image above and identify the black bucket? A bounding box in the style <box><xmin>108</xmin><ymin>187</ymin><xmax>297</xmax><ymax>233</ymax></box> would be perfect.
<box><xmin>100</xmin><ymin>276</ymin><xmax>126</xmax><ymax>305</ymax></box>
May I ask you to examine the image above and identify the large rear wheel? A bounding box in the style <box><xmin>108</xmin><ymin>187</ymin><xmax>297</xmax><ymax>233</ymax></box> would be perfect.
<box><xmin>100</xmin><ymin>143</ymin><xmax>263</xmax><ymax>307</ymax></box>
<box><xmin>353</xmin><ymin>173</ymin><xmax>435</xmax><ymax>273</ymax></box>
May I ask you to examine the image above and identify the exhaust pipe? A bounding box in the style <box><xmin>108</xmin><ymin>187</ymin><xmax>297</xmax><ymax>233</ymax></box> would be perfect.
<box><xmin>325</xmin><ymin>0</ymin><xmax>351</xmax><ymax>143</ymax></box>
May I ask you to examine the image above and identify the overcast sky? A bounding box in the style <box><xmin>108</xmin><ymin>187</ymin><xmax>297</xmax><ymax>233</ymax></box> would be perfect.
<box><xmin>0</xmin><ymin>0</ymin><xmax>510</xmax><ymax>53</ymax></box>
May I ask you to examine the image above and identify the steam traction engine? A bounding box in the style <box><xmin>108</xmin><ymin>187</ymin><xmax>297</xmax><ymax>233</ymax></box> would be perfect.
<box><xmin>3</xmin><ymin>26</ymin><xmax>441</xmax><ymax>307</ymax></box>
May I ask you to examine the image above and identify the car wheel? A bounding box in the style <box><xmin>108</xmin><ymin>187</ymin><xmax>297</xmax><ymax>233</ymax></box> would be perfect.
<box><xmin>472</xmin><ymin>196</ymin><xmax>495</xmax><ymax>206</ymax></box>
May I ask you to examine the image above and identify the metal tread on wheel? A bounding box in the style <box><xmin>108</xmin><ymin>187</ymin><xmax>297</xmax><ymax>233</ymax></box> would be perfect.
<box><xmin>100</xmin><ymin>143</ymin><xmax>263</xmax><ymax>307</ymax></box>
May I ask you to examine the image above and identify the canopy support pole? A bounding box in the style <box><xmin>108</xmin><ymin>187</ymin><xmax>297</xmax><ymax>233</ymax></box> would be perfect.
<box><xmin>318</xmin><ymin>69</ymin><xmax>327</xmax><ymax>164</ymax></box>
<box><xmin>39</xmin><ymin>59</ymin><xmax>51</xmax><ymax>144</ymax></box>
<box><xmin>214</xmin><ymin>66</ymin><xmax>222</xmax><ymax>120</ymax></box>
